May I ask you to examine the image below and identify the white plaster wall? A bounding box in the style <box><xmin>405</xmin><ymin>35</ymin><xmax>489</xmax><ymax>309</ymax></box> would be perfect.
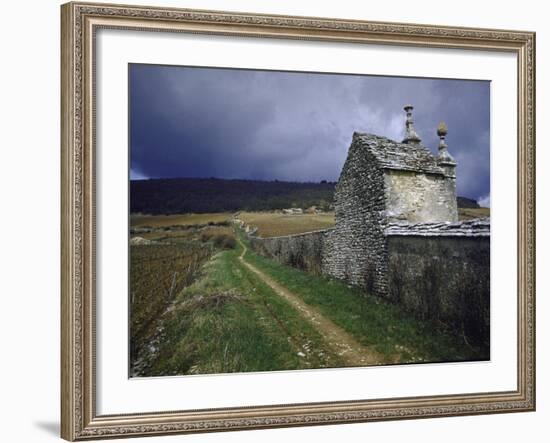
<box><xmin>384</xmin><ymin>169</ymin><xmax>459</xmax><ymax>222</ymax></box>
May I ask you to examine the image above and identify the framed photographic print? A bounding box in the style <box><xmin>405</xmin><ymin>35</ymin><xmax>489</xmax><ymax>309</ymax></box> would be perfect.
<box><xmin>61</xmin><ymin>1</ymin><xmax>536</xmax><ymax>440</ymax></box>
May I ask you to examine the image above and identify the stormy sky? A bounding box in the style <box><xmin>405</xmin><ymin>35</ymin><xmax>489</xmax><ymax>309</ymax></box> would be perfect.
<box><xmin>130</xmin><ymin>64</ymin><xmax>490</xmax><ymax>204</ymax></box>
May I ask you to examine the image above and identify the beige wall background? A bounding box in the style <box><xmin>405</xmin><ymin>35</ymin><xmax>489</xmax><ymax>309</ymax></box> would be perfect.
<box><xmin>0</xmin><ymin>1</ymin><xmax>546</xmax><ymax>442</ymax></box>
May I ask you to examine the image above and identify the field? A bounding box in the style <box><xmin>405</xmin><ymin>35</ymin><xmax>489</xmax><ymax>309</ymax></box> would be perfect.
<box><xmin>458</xmin><ymin>207</ymin><xmax>490</xmax><ymax>220</ymax></box>
<box><xmin>129</xmin><ymin>215</ymin><xmax>238</xmax><ymax>376</ymax></box>
<box><xmin>238</xmin><ymin>211</ymin><xmax>335</xmax><ymax>237</ymax></box>
<box><xmin>131</xmin><ymin>206</ymin><xmax>489</xmax><ymax>239</ymax></box>
<box><xmin>240</xmin><ymin>208</ymin><xmax>490</xmax><ymax>237</ymax></box>
<box><xmin>130</xmin><ymin>242</ymin><xmax>214</xmax><ymax>375</ymax></box>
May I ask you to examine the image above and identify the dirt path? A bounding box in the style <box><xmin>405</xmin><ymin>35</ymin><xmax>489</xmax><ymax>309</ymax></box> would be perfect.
<box><xmin>237</xmin><ymin>238</ymin><xmax>387</xmax><ymax>367</ymax></box>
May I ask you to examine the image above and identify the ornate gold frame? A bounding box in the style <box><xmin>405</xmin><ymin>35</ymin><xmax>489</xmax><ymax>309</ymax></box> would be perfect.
<box><xmin>61</xmin><ymin>2</ymin><xmax>536</xmax><ymax>440</ymax></box>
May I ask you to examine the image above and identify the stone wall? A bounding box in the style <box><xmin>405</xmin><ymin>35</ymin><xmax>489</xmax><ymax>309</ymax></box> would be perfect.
<box><xmin>383</xmin><ymin>169</ymin><xmax>458</xmax><ymax>223</ymax></box>
<box><xmin>322</xmin><ymin>134</ymin><xmax>389</xmax><ymax>297</ymax></box>
<box><xmin>248</xmin><ymin>229</ymin><xmax>330</xmax><ymax>275</ymax></box>
<box><xmin>247</xmin><ymin>217</ymin><xmax>491</xmax><ymax>348</ymax></box>
<box><xmin>385</xmin><ymin>219</ymin><xmax>490</xmax><ymax>348</ymax></box>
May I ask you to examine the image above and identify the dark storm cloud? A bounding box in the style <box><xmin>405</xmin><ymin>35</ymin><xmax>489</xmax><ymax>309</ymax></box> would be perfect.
<box><xmin>130</xmin><ymin>64</ymin><xmax>490</xmax><ymax>202</ymax></box>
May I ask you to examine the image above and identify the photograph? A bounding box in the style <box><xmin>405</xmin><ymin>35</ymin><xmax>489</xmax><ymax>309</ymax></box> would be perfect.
<box><xmin>128</xmin><ymin>64</ymin><xmax>491</xmax><ymax>378</ymax></box>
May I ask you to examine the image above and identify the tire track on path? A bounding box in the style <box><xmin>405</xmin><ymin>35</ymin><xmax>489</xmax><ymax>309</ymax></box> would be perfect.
<box><xmin>237</xmin><ymin>237</ymin><xmax>390</xmax><ymax>367</ymax></box>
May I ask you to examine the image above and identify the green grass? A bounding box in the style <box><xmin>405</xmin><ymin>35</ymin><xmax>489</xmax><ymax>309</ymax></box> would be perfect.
<box><xmin>145</xmin><ymin>245</ymin><xmax>345</xmax><ymax>376</ymax></box>
<box><xmin>134</xmin><ymin>227</ymin><xmax>486</xmax><ymax>377</ymax></box>
<box><xmin>239</xmin><ymin>234</ymin><xmax>487</xmax><ymax>364</ymax></box>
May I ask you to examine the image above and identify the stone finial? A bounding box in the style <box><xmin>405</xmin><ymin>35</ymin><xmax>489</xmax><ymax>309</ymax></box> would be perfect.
<box><xmin>402</xmin><ymin>105</ymin><xmax>422</xmax><ymax>145</ymax></box>
<box><xmin>437</xmin><ymin>121</ymin><xmax>448</xmax><ymax>138</ymax></box>
<box><xmin>436</xmin><ymin>121</ymin><xmax>456</xmax><ymax>164</ymax></box>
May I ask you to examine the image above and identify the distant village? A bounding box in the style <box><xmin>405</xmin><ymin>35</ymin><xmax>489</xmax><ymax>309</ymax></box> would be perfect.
<box><xmin>281</xmin><ymin>206</ymin><xmax>327</xmax><ymax>215</ymax></box>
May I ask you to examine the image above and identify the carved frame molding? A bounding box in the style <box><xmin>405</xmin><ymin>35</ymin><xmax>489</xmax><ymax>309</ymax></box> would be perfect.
<box><xmin>61</xmin><ymin>2</ymin><xmax>535</xmax><ymax>440</ymax></box>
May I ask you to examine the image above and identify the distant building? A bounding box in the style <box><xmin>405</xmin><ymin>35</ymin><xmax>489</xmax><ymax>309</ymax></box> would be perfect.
<box><xmin>282</xmin><ymin>208</ymin><xmax>303</xmax><ymax>215</ymax></box>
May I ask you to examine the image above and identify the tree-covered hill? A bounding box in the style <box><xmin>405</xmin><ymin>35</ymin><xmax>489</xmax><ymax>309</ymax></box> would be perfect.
<box><xmin>130</xmin><ymin>177</ymin><xmax>482</xmax><ymax>215</ymax></box>
<box><xmin>130</xmin><ymin>178</ymin><xmax>336</xmax><ymax>214</ymax></box>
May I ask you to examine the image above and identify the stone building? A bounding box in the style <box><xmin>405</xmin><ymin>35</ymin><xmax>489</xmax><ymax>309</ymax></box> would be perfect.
<box><xmin>322</xmin><ymin>105</ymin><xmax>461</xmax><ymax>296</ymax></box>
<box><xmin>249</xmin><ymin>106</ymin><xmax>490</xmax><ymax>348</ymax></box>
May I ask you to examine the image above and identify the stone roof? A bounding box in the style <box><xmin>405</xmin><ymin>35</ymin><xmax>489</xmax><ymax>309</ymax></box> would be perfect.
<box><xmin>384</xmin><ymin>218</ymin><xmax>490</xmax><ymax>237</ymax></box>
<box><xmin>354</xmin><ymin>132</ymin><xmax>445</xmax><ymax>175</ymax></box>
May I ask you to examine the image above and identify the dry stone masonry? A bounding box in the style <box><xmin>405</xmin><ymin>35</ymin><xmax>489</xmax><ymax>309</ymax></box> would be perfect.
<box><xmin>248</xmin><ymin>106</ymin><xmax>490</xmax><ymax>348</ymax></box>
<box><xmin>248</xmin><ymin>229</ymin><xmax>328</xmax><ymax>276</ymax></box>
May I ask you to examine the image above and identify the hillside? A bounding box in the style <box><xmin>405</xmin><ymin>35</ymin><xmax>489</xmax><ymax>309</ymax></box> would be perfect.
<box><xmin>131</xmin><ymin>177</ymin><xmax>483</xmax><ymax>214</ymax></box>
<box><xmin>457</xmin><ymin>196</ymin><xmax>480</xmax><ymax>208</ymax></box>
<box><xmin>131</xmin><ymin>178</ymin><xmax>336</xmax><ymax>214</ymax></box>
